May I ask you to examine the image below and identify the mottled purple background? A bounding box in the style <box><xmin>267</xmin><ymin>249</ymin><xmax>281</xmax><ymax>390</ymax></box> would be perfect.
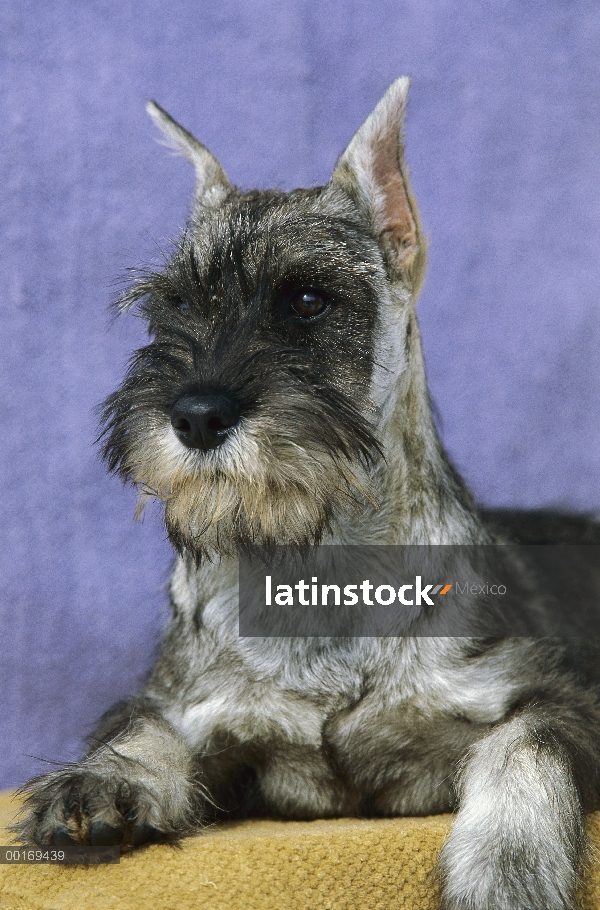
<box><xmin>1</xmin><ymin>1</ymin><xmax>599</xmax><ymax>788</ymax></box>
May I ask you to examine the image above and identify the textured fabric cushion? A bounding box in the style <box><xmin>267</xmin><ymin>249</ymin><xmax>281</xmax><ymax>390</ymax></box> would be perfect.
<box><xmin>2</xmin><ymin>793</ymin><xmax>600</xmax><ymax>910</ymax></box>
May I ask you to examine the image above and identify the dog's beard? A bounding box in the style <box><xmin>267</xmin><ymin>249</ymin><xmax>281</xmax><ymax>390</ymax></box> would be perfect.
<box><xmin>123</xmin><ymin>395</ymin><xmax>379</xmax><ymax>559</ymax></box>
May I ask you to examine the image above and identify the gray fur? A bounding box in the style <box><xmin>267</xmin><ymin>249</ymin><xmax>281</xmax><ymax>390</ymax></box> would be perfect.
<box><xmin>15</xmin><ymin>78</ymin><xmax>600</xmax><ymax>909</ymax></box>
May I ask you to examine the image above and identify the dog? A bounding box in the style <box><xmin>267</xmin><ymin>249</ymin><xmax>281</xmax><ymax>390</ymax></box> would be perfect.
<box><xmin>16</xmin><ymin>77</ymin><xmax>600</xmax><ymax>910</ymax></box>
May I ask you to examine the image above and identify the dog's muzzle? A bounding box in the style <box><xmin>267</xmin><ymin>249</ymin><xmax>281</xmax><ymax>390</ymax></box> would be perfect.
<box><xmin>171</xmin><ymin>392</ymin><xmax>240</xmax><ymax>451</ymax></box>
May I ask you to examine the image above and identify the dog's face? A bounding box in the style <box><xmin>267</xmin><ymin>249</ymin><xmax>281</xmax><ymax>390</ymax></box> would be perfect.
<box><xmin>101</xmin><ymin>78</ymin><xmax>425</xmax><ymax>558</ymax></box>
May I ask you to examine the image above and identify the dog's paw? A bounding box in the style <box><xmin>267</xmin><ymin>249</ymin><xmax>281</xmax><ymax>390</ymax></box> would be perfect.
<box><xmin>14</xmin><ymin>766</ymin><xmax>194</xmax><ymax>848</ymax></box>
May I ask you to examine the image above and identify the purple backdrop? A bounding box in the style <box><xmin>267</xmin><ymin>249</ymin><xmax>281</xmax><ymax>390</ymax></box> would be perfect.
<box><xmin>1</xmin><ymin>1</ymin><xmax>599</xmax><ymax>788</ymax></box>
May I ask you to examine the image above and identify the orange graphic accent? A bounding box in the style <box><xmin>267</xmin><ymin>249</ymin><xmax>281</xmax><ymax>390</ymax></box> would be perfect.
<box><xmin>440</xmin><ymin>584</ymin><xmax>452</xmax><ymax>595</ymax></box>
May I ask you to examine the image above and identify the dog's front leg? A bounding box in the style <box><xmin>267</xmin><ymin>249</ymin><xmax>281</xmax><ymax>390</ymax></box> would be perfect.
<box><xmin>15</xmin><ymin>702</ymin><xmax>203</xmax><ymax>847</ymax></box>
<box><xmin>437</xmin><ymin>711</ymin><xmax>591</xmax><ymax>910</ymax></box>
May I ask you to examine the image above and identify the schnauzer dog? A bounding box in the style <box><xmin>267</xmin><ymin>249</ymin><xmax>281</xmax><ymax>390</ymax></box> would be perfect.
<box><xmin>16</xmin><ymin>78</ymin><xmax>600</xmax><ymax>910</ymax></box>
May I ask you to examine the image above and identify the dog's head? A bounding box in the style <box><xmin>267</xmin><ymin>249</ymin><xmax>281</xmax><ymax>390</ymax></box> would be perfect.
<box><xmin>101</xmin><ymin>78</ymin><xmax>426</xmax><ymax>558</ymax></box>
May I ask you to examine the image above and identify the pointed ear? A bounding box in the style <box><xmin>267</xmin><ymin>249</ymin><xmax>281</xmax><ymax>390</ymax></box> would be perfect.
<box><xmin>331</xmin><ymin>77</ymin><xmax>425</xmax><ymax>293</ymax></box>
<box><xmin>146</xmin><ymin>100</ymin><xmax>232</xmax><ymax>207</ymax></box>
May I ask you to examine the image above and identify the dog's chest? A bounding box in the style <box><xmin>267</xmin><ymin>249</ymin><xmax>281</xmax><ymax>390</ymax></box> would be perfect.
<box><xmin>166</xmin><ymin>568</ymin><xmax>517</xmax><ymax>815</ymax></box>
<box><xmin>168</xmin><ymin>635</ymin><xmax>511</xmax><ymax>817</ymax></box>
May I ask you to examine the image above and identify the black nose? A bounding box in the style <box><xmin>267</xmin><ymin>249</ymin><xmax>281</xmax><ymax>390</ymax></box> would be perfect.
<box><xmin>171</xmin><ymin>393</ymin><xmax>240</xmax><ymax>451</ymax></box>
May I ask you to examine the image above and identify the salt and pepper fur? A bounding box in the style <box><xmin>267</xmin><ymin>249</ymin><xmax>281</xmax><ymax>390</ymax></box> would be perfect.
<box><xmin>15</xmin><ymin>79</ymin><xmax>600</xmax><ymax>910</ymax></box>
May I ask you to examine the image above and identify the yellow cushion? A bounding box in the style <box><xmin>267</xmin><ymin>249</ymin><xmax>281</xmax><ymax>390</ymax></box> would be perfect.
<box><xmin>2</xmin><ymin>790</ymin><xmax>600</xmax><ymax>910</ymax></box>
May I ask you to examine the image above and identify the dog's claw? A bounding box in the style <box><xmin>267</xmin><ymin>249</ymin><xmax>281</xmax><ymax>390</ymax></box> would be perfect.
<box><xmin>132</xmin><ymin>822</ymin><xmax>163</xmax><ymax>845</ymax></box>
<box><xmin>90</xmin><ymin>821</ymin><xmax>124</xmax><ymax>846</ymax></box>
<box><xmin>52</xmin><ymin>826</ymin><xmax>78</xmax><ymax>847</ymax></box>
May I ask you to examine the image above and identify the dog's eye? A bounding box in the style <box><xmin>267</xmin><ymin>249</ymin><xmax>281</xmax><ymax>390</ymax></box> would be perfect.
<box><xmin>289</xmin><ymin>289</ymin><xmax>329</xmax><ymax>320</ymax></box>
<box><xmin>167</xmin><ymin>295</ymin><xmax>189</xmax><ymax>313</ymax></box>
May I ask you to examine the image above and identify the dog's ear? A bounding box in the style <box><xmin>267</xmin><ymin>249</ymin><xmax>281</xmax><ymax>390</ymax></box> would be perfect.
<box><xmin>146</xmin><ymin>101</ymin><xmax>232</xmax><ymax>207</ymax></box>
<box><xmin>331</xmin><ymin>77</ymin><xmax>425</xmax><ymax>293</ymax></box>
